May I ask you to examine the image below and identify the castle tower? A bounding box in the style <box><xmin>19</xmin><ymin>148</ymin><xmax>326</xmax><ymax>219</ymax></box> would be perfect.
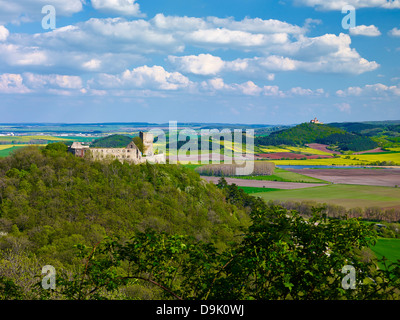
<box><xmin>140</xmin><ymin>131</ymin><xmax>154</xmax><ymax>157</ymax></box>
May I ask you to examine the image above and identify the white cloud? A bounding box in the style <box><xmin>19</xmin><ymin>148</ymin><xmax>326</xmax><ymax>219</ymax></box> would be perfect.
<box><xmin>0</xmin><ymin>73</ymin><xmax>30</xmax><ymax>94</ymax></box>
<box><xmin>337</xmin><ymin>83</ymin><xmax>400</xmax><ymax>97</ymax></box>
<box><xmin>152</xmin><ymin>14</ymin><xmax>208</xmax><ymax>31</ymax></box>
<box><xmin>0</xmin><ymin>26</ymin><xmax>9</xmax><ymax>41</ymax></box>
<box><xmin>267</xmin><ymin>73</ymin><xmax>275</xmax><ymax>81</ymax></box>
<box><xmin>235</xmin><ymin>81</ymin><xmax>263</xmax><ymax>96</ymax></box>
<box><xmin>263</xmin><ymin>85</ymin><xmax>285</xmax><ymax>97</ymax></box>
<box><xmin>206</xmin><ymin>16</ymin><xmax>305</xmax><ymax>35</ymax></box>
<box><xmin>389</xmin><ymin>27</ymin><xmax>400</xmax><ymax>36</ymax></box>
<box><xmin>258</xmin><ymin>56</ymin><xmax>298</xmax><ymax>71</ymax></box>
<box><xmin>290</xmin><ymin>87</ymin><xmax>321</xmax><ymax>96</ymax></box>
<box><xmin>0</xmin><ymin>0</ymin><xmax>84</xmax><ymax>24</ymax></box>
<box><xmin>92</xmin><ymin>65</ymin><xmax>191</xmax><ymax>91</ymax></box>
<box><xmin>168</xmin><ymin>54</ymin><xmax>225</xmax><ymax>76</ymax></box>
<box><xmin>349</xmin><ymin>25</ymin><xmax>381</xmax><ymax>37</ymax></box>
<box><xmin>200</xmin><ymin>78</ymin><xmax>324</xmax><ymax>98</ymax></box>
<box><xmin>82</xmin><ymin>59</ymin><xmax>102</xmax><ymax>71</ymax></box>
<box><xmin>293</xmin><ymin>0</ymin><xmax>400</xmax><ymax>10</ymax></box>
<box><xmin>91</xmin><ymin>0</ymin><xmax>144</xmax><ymax>17</ymax></box>
<box><xmin>24</xmin><ymin>73</ymin><xmax>83</xmax><ymax>90</ymax></box>
<box><xmin>336</xmin><ymin>102</ymin><xmax>351</xmax><ymax>113</ymax></box>
<box><xmin>0</xmin><ymin>15</ymin><xmax>379</xmax><ymax>78</ymax></box>
<box><xmin>0</xmin><ymin>43</ymin><xmax>49</xmax><ymax>67</ymax></box>
<box><xmin>187</xmin><ymin>28</ymin><xmax>288</xmax><ymax>49</ymax></box>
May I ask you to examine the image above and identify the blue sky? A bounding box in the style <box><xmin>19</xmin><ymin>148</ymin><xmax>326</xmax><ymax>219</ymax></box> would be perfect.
<box><xmin>0</xmin><ymin>0</ymin><xmax>399</xmax><ymax>125</ymax></box>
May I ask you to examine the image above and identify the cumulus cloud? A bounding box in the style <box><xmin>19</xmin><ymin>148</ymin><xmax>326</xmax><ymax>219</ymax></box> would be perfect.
<box><xmin>168</xmin><ymin>34</ymin><xmax>378</xmax><ymax>78</ymax></box>
<box><xmin>336</xmin><ymin>83</ymin><xmax>400</xmax><ymax>97</ymax></box>
<box><xmin>293</xmin><ymin>0</ymin><xmax>400</xmax><ymax>10</ymax></box>
<box><xmin>168</xmin><ymin>54</ymin><xmax>225</xmax><ymax>76</ymax></box>
<box><xmin>0</xmin><ymin>0</ymin><xmax>84</xmax><ymax>24</ymax></box>
<box><xmin>389</xmin><ymin>27</ymin><xmax>400</xmax><ymax>36</ymax></box>
<box><xmin>349</xmin><ymin>25</ymin><xmax>381</xmax><ymax>37</ymax></box>
<box><xmin>91</xmin><ymin>65</ymin><xmax>191</xmax><ymax>91</ymax></box>
<box><xmin>0</xmin><ymin>26</ymin><xmax>9</xmax><ymax>41</ymax></box>
<box><xmin>206</xmin><ymin>16</ymin><xmax>305</xmax><ymax>35</ymax></box>
<box><xmin>0</xmin><ymin>43</ymin><xmax>49</xmax><ymax>67</ymax></box>
<box><xmin>201</xmin><ymin>78</ymin><xmax>325</xmax><ymax>97</ymax></box>
<box><xmin>23</xmin><ymin>73</ymin><xmax>83</xmax><ymax>90</ymax></box>
<box><xmin>1</xmin><ymin>14</ymin><xmax>378</xmax><ymax>76</ymax></box>
<box><xmin>91</xmin><ymin>0</ymin><xmax>144</xmax><ymax>17</ymax></box>
<box><xmin>0</xmin><ymin>74</ymin><xmax>31</xmax><ymax>94</ymax></box>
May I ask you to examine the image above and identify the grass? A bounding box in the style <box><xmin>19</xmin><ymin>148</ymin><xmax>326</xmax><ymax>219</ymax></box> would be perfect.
<box><xmin>237</xmin><ymin>186</ymin><xmax>281</xmax><ymax>194</ymax></box>
<box><xmin>235</xmin><ymin>168</ymin><xmax>328</xmax><ymax>184</ymax></box>
<box><xmin>253</xmin><ymin>184</ymin><xmax>400</xmax><ymax>210</ymax></box>
<box><xmin>0</xmin><ymin>146</ymin><xmax>26</xmax><ymax>157</ymax></box>
<box><xmin>370</xmin><ymin>238</ymin><xmax>400</xmax><ymax>267</ymax></box>
<box><xmin>0</xmin><ymin>144</ymin><xmax>47</xmax><ymax>157</ymax></box>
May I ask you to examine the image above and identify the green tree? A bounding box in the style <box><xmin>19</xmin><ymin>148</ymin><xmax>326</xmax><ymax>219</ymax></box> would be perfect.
<box><xmin>35</xmin><ymin>206</ymin><xmax>400</xmax><ymax>300</ymax></box>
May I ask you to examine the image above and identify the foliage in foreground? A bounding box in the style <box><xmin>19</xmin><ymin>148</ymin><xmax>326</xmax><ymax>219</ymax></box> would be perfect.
<box><xmin>30</xmin><ymin>205</ymin><xmax>400</xmax><ymax>300</ymax></box>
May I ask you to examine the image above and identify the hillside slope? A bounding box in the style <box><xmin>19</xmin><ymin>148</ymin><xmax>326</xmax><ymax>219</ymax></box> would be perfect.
<box><xmin>255</xmin><ymin>123</ymin><xmax>345</xmax><ymax>146</ymax></box>
<box><xmin>0</xmin><ymin>144</ymin><xmax>249</xmax><ymax>268</ymax></box>
<box><xmin>255</xmin><ymin>122</ymin><xmax>378</xmax><ymax>152</ymax></box>
<box><xmin>90</xmin><ymin>134</ymin><xmax>133</xmax><ymax>148</ymax></box>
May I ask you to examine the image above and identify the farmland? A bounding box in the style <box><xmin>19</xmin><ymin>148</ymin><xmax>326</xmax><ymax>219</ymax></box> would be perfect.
<box><xmin>234</xmin><ymin>167</ymin><xmax>328</xmax><ymax>184</ymax></box>
<box><xmin>253</xmin><ymin>184</ymin><xmax>400</xmax><ymax>210</ymax></box>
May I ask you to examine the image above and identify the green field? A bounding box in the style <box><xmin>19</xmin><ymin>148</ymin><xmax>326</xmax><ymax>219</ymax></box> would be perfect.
<box><xmin>253</xmin><ymin>184</ymin><xmax>400</xmax><ymax>209</ymax></box>
<box><xmin>237</xmin><ymin>186</ymin><xmax>281</xmax><ymax>194</ymax></box>
<box><xmin>235</xmin><ymin>167</ymin><xmax>328</xmax><ymax>184</ymax></box>
<box><xmin>371</xmin><ymin>238</ymin><xmax>400</xmax><ymax>266</ymax></box>
<box><xmin>0</xmin><ymin>145</ymin><xmax>46</xmax><ymax>157</ymax></box>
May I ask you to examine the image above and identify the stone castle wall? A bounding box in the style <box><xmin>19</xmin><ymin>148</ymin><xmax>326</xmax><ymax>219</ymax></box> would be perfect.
<box><xmin>69</xmin><ymin>132</ymin><xmax>165</xmax><ymax>164</ymax></box>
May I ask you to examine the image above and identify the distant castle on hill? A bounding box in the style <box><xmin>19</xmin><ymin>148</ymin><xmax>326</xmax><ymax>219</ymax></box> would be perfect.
<box><xmin>68</xmin><ymin>131</ymin><xmax>165</xmax><ymax>164</ymax></box>
<box><xmin>310</xmin><ymin>117</ymin><xmax>324</xmax><ymax>124</ymax></box>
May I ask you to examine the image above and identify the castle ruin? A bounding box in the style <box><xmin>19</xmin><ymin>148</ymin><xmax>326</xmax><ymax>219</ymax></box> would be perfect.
<box><xmin>69</xmin><ymin>132</ymin><xmax>165</xmax><ymax>164</ymax></box>
<box><xmin>310</xmin><ymin>117</ymin><xmax>324</xmax><ymax>124</ymax></box>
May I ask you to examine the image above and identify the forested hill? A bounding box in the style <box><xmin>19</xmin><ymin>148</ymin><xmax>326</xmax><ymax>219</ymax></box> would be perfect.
<box><xmin>255</xmin><ymin>123</ymin><xmax>345</xmax><ymax>146</ymax></box>
<box><xmin>0</xmin><ymin>144</ymin><xmax>249</xmax><ymax>269</ymax></box>
<box><xmin>255</xmin><ymin>122</ymin><xmax>378</xmax><ymax>151</ymax></box>
<box><xmin>90</xmin><ymin>134</ymin><xmax>133</xmax><ymax>148</ymax></box>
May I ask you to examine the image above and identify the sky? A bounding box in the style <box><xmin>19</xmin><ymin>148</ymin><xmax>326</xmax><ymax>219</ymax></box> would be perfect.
<box><xmin>0</xmin><ymin>0</ymin><xmax>399</xmax><ymax>125</ymax></box>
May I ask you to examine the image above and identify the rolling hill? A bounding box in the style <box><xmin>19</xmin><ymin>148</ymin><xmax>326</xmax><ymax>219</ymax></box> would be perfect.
<box><xmin>255</xmin><ymin>122</ymin><xmax>378</xmax><ymax>152</ymax></box>
<box><xmin>90</xmin><ymin>134</ymin><xmax>133</xmax><ymax>148</ymax></box>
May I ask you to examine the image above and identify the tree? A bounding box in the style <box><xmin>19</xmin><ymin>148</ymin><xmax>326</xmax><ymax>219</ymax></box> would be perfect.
<box><xmin>34</xmin><ymin>205</ymin><xmax>400</xmax><ymax>300</ymax></box>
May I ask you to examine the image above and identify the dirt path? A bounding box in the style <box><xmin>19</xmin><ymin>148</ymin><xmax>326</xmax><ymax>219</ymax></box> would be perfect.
<box><xmin>287</xmin><ymin>168</ymin><xmax>400</xmax><ymax>187</ymax></box>
<box><xmin>201</xmin><ymin>176</ymin><xmax>327</xmax><ymax>189</ymax></box>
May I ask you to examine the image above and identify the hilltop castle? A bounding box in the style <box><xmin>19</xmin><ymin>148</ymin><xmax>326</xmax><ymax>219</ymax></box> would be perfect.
<box><xmin>69</xmin><ymin>131</ymin><xmax>165</xmax><ymax>164</ymax></box>
<box><xmin>310</xmin><ymin>117</ymin><xmax>324</xmax><ymax>124</ymax></box>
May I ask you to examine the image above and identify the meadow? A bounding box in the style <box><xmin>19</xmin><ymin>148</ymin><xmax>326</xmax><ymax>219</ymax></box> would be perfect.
<box><xmin>0</xmin><ymin>144</ymin><xmax>46</xmax><ymax>157</ymax></box>
<box><xmin>235</xmin><ymin>167</ymin><xmax>328</xmax><ymax>184</ymax></box>
<box><xmin>371</xmin><ymin>238</ymin><xmax>400</xmax><ymax>266</ymax></box>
